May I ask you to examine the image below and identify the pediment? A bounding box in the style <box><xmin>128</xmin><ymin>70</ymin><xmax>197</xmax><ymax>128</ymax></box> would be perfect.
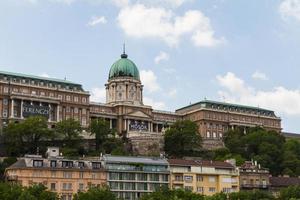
<box><xmin>127</xmin><ymin>110</ymin><xmax>151</xmax><ymax>119</ymax></box>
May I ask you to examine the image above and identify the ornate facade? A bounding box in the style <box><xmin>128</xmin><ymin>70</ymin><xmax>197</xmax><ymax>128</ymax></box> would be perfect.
<box><xmin>0</xmin><ymin>51</ymin><xmax>282</xmax><ymax>152</ymax></box>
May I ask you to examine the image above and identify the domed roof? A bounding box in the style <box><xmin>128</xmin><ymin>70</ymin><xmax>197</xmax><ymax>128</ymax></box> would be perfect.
<box><xmin>109</xmin><ymin>53</ymin><xmax>140</xmax><ymax>81</ymax></box>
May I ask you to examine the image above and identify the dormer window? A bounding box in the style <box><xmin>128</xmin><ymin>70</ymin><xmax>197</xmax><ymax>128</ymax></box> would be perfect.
<box><xmin>92</xmin><ymin>162</ymin><xmax>101</xmax><ymax>169</ymax></box>
<box><xmin>33</xmin><ymin>160</ymin><xmax>43</xmax><ymax>167</ymax></box>
<box><xmin>78</xmin><ymin>162</ymin><xmax>85</xmax><ymax>168</ymax></box>
<box><xmin>62</xmin><ymin>161</ymin><xmax>73</xmax><ymax>168</ymax></box>
<box><xmin>50</xmin><ymin>160</ymin><xmax>57</xmax><ymax>168</ymax></box>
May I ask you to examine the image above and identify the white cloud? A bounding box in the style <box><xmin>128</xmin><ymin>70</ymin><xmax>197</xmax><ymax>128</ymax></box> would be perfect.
<box><xmin>252</xmin><ymin>71</ymin><xmax>268</xmax><ymax>81</ymax></box>
<box><xmin>112</xmin><ymin>0</ymin><xmax>129</xmax><ymax>7</ymax></box>
<box><xmin>87</xmin><ymin>16</ymin><xmax>107</xmax><ymax>26</ymax></box>
<box><xmin>49</xmin><ymin>0</ymin><xmax>76</xmax><ymax>4</ymax></box>
<box><xmin>154</xmin><ymin>51</ymin><xmax>169</xmax><ymax>64</ymax></box>
<box><xmin>140</xmin><ymin>70</ymin><xmax>161</xmax><ymax>93</ymax></box>
<box><xmin>136</xmin><ymin>0</ymin><xmax>190</xmax><ymax>8</ymax></box>
<box><xmin>216</xmin><ymin>72</ymin><xmax>300</xmax><ymax>116</ymax></box>
<box><xmin>143</xmin><ymin>97</ymin><xmax>166</xmax><ymax>110</ymax></box>
<box><xmin>279</xmin><ymin>0</ymin><xmax>300</xmax><ymax>21</ymax></box>
<box><xmin>167</xmin><ymin>88</ymin><xmax>177</xmax><ymax>98</ymax></box>
<box><xmin>90</xmin><ymin>87</ymin><xmax>106</xmax><ymax>102</ymax></box>
<box><xmin>117</xmin><ymin>4</ymin><xmax>224</xmax><ymax>47</ymax></box>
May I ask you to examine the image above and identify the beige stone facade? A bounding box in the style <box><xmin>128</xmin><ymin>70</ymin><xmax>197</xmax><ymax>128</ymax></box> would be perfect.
<box><xmin>168</xmin><ymin>159</ymin><xmax>239</xmax><ymax>196</ymax></box>
<box><xmin>239</xmin><ymin>161</ymin><xmax>270</xmax><ymax>191</ymax></box>
<box><xmin>5</xmin><ymin>155</ymin><xmax>106</xmax><ymax>200</ymax></box>
<box><xmin>0</xmin><ymin>52</ymin><xmax>282</xmax><ymax>152</ymax></box>
<box><xmin>176</xmin><ymin>100</ymin><xmax>281</xmax><ymax>149</ymax></box>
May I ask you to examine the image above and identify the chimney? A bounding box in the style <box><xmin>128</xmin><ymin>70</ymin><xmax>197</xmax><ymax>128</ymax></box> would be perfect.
<box><xmin>254</xmin><ymin>160</ymin><xmax>257</xmax><ymax>166</ymax></box>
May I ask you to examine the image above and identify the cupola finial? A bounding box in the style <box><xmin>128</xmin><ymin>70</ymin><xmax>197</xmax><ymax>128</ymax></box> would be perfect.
<box><xmin>121</xmin><ymin>43</ymin><xmax>128</xmax><ymax>58</ymax></box>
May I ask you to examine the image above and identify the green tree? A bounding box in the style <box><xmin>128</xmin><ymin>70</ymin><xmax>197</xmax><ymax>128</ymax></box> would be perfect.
<box><xmin>281</xmin><ymin>139</ymin><xmax>300</xmax><ymax>176</ymax></box>
<box><xmin>228</xmin><ymin>190</ymin><xmax>274</xmax><ymax>200</ymax></box>
<box><xmin>223</xmin><ymin>128</ymin><xmax>246</xmax><ymax>156</ymax></box>
<box><xmin>140</xmin><ymin>187</ymin><xmax>204</xmax><ymax>200</ymax></box>
<box><xmin>223</xmin><ymin>127</ymin><xmax>285</xmax><ymax>175</ymax></box>
<box><xmin>0</xmin><ymin>157</ymin><xmax>17</xmax><ymax>180</ymax></box>
<box><xmin>3</xmin><ymin>116</ymin><xmax>53</xmax><ymax>155</ymax></box>
<box><xmin>279</xmin><ymin>185</ymin><xmax>300</xmax><ymax>200</ymax></box>
<box><xmin>73</xmin><ymin>186</ymin><xmax>117</xmax><ymax>200</ymax></box>
<box><xmin>55</xmin><ymin>118</ymin><xmax>82</xmax><ymax>141</ymax></box>
<box><xmin>0</xmin><ymin>183</ymin><xmax>58</xmax><ymax>200</ymax></box>
<box><xmin>90</xmin><ymin>118</ymin><xmax>115</xmax><ymax>151</ymax></box>
<box><xmin>164</xmin><ymin>120</ymin><xmax>202</xmax><ymax>157</ymax></box>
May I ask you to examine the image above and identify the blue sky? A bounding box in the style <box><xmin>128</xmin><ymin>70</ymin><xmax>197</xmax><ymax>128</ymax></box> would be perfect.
<box><xmin>1</xmin><ymin>0</ymin><xmax>300</xmax><ymax>132</ymax></box>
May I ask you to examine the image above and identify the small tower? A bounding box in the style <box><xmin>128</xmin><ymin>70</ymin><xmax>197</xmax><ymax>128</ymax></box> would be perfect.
<box><xmin>105</xmin><ymin>47</ymin><xmax>143</xmax><ymax>105</ymax></box>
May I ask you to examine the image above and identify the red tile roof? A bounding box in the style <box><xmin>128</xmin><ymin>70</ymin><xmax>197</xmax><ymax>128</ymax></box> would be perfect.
<box><xmin>270</xmin><ymin>177</ymin><xmax>300</xmax><ymax>187</ymax></box>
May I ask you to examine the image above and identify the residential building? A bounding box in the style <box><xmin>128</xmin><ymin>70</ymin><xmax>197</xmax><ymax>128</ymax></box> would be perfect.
<box><xmin>168</xmin><ymin>159</ymin><xmax>239</xmax><ymax>196</ymax></box>
<box><xmin>269</xmin><ymin>176</ymin><xmax>300</xmax><ymax>196</ymax></box>
<box><xmin>5</xmin><ymin>150</ymin><xmax>106</xmax><ymax>200</ymax></box>
<box><xmin>239</xmin><ymin>161</ymin><xmax>270</xmax><ymax>190</ymax></box>
<box><xmin>101</xmin><ymin>155</ymin><xmax>170</xmax><ymax>200</ymax></box>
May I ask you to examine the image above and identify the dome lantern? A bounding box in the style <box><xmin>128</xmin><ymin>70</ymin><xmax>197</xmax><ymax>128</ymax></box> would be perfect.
<box><xmin>108</xmin><ymin>47</ymin><xmax>140</xmax><ymax>81</ymax></box>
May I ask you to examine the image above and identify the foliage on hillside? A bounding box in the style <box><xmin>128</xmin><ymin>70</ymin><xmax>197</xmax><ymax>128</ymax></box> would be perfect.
<box><xmin>164</xmin><ymin>120</ymin><xmax>202</xmax><ymax>157</ymax></box>
<box><xmin>215</xmin><ymin>127</ymin><xmax>300</xmax><ymax>176</ymax></box>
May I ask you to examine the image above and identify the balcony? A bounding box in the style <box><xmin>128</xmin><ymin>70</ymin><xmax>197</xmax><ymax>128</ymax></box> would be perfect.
<box><xmin>241</xmin><ymin>184</ymin><xmax>269</xmax><ymax>189</ymax></box>
<box><xmin>6</xmin><ymin>175</ymin><xmax>18</xmax><ymax>181</ymax></box>
<box><xmin>11</xmin><ymin>91</ymin><xmax>61</xmax><ymax>102</ymax></box>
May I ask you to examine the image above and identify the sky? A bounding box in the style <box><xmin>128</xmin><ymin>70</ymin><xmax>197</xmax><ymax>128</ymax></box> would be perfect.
<box><xmin>1</xmin><ymin>0</ymin><xmax>300</xmax><ymax>133</ymax></box>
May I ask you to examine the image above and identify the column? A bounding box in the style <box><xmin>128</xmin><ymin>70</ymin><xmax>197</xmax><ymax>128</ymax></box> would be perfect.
<box><xmin>10</xmin><ymin>99</ymin><xmax>14</xmax><ymax>118</ymax></box>
<box><xmin>110</xmin><ymin>119</ymin><xmax>112</xmax><ymax>129</ymax></box>
<box><xmin>48</xmin><ymin>104</ymin><xmax>51</xmax><ymax>122</ymax></box>
<box><xmin>124</xmin><ymin>119</ymin><xmax>127</xmax><ymax>131</ymax></box>
<box><xmin>20</xmin><ymin>100</ymin><xmax>24</xmax><ymax>119</ymax></box>
<box><xmin>56</xmin><ymin>105</ymin><xmax>60</xmax><ymax>122</ymax></box>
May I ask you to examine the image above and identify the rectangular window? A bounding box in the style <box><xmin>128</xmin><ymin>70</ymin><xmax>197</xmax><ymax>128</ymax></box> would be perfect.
<box><xmin>3</xmin><ymin>87</ymin><xmax>8</xmax><ymax>93</ymax></box>
<box><xmin>66</xmin><ymin>95</ymin><xmax>71</xmax><ymax>101</ymax></box>
<box><xmin>62</xmin><ymin>183</ymin><xmax>72</xmax><ymax>190</ymax></box>
<box><xmin>78</xmin><ymin>162</ymin><xmax>84</xmax><ymax>168</ymax></box>
<box><xmin>149</xmin><ymin>174</ymin><xmax>159</xmax><ymax>181</ymax></box>
<box><xmin>197</xmin><ymin>187</ymin><xmax>203</xmax><ymax>193</ymax></box>
<box><xmin>50</xmin><ymin>161</ymin><xmax>57</xmax><ymax>168</ymax></box>
<box><xmin>74</xmin><ymin>97</ymin><xmax>78</xmax><ymax>102</ymax></box>
<box><xmin>137</xmin><ymin>173</ymin><xmax>147</xmax><ymax>181</ymax></box>
<box><xmin>50</xmin><ymin>183</ymin><xmax>56</xmax><ymax>191</ymax></box>
<box><xmin>196</xmin><ymin>175</ymin><xmax>203</xmax><ymax>182</ymax></box>
<box><xmin>78</xmin><ymin>183</ymin><xmax>84</xmax><ymax>191</ymax></box>
<box><xmin>184</xmin><ymin>176</ymin><xmax>193</xmax><ymax>182</ymax></box>
<box><xmin>175</xmin><ymin>175</ymin><xmax>183</xmax><ymax>181</ymax></box>
<box><xmin>185</xmin><ymin>186</ymin><xmax>193</xmax><ymax>191</ymax></box>
<box><xmin>79</xmin><ymin>172</ymin><xmax>84</xmax><ymax>179</ymax></box>
<box><xmin>209</xmin><ymin>187</ymin><xmax>216</xmax><ymax>192</ymax></box>
<box><xmin>62</xmin><ymin>161</ymin><xmax>73</xmax><ymax>168</ymax></box>
<box><xmin>92</xmin><ymin>162</ymin><xmax>101</xmax><ymax>169</ymax></box>
<box><xmin>33</xmin><ymin>160</ymin><xmax>43</xmax><ymax>167</ymax></box>
<box><xmin>63</xmin><ymin>172</ymin><xmax>72</xmax><ymax>178</ymax></box>
<box><xmin>3</xmin><ymin>99</ymin><xmax>8</xmax><ymax>105</ymax></box>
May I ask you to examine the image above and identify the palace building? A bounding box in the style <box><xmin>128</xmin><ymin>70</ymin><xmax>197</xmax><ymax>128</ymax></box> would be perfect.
<box><xmin>0</xmin><ymin>50</ymin><xmax>282</xmax><ymax>151</ymax></box>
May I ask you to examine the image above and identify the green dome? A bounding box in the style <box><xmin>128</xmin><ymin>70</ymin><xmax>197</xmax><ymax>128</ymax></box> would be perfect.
<box><xmin>109</xmin><ymin>53</ymin><xmax>140</xmax><ymax>80</ymax></box>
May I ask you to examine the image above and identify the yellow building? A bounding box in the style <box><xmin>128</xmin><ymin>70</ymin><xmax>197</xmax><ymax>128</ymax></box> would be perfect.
<box><xmin>5</xmin><ymin>149</ymin><xmax>106</xmax><ymax>200</ymax></box>
<box><xmin>168</xmin><ymin>159</ymin><xmax>239</xmax><ymax>196</ymax></box>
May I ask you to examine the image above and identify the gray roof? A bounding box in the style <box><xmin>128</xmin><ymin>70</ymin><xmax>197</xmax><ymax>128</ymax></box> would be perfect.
<box><xmin>7</xmin><ymin>156</ymin><xmax>103</xmax><ymax>171</ymax></box>
<box><xmin>0</xmin><ymin>70</ymin><xmax>81</xmax><ymax>86</ymax></box>
<box><xmin>103</xmin><ymin>155</ymin><xmax>168</xmax><ymax>165</ymax></box>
